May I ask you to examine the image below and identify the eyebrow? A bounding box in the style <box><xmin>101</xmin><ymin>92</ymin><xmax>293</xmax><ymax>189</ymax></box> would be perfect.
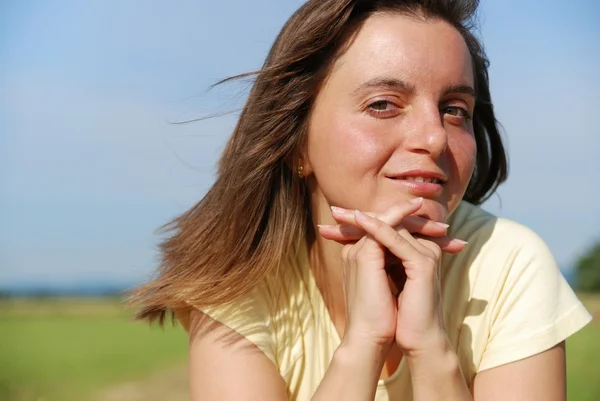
<box><xmin>442</xmin><ymin>84</ymin><xmax>476</xmax><ymax>98</ymax></box>
<box><xmin>352</xmin><ymin>77</ymin><xmax>476</xmax><ymax>98</ymax></box>
<box><xmin>352</xmin><ymin>77</ymin><xmax>416</xmax><ymax>96</ymax></box>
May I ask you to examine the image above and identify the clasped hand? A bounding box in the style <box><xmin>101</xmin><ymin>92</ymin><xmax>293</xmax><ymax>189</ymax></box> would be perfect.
<box><xmin>317</xmin><ymin>198</ymin><xmax>467</xmax><ymax>357</ymax></box>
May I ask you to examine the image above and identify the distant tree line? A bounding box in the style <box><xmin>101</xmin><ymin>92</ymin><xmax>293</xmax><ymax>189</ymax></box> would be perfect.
<box><xmin>0</xmin><ymin>286</ymin><xmax>128</xmax><ymax>299</ymax></box>
<box><xmin>576</xmin><ymin>240</ymin><xmax>600</xmax><ymax>292</ymax></box>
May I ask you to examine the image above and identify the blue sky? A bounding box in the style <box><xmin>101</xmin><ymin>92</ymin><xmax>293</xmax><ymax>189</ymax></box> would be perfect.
<box><xmin>1</xmin><ymin>0</ymin><xmax>599</xmax><ymax>286</ymax></box>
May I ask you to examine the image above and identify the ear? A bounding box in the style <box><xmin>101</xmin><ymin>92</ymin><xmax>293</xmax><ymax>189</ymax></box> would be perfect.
<box><xmin>297</xmin><ymin>149</ymin><xmax>313</xmax><ymax>178</ymax></box>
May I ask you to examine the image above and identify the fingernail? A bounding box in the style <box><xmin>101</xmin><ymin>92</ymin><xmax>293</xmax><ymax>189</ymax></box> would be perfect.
<box><xmin>435</xmin><ymin>222</ymin><xmax>450</xmax><ymax>228</ymax></box>
<box><xmin>410</xmin><ymin>197</ymin><xmax>424</xmax><ymax>204</ymax></box>
<box><xmin>454</xmin><ymin>239</ymin><xmax>468</xmax><ymax>245</ymax></box>
<box><xmin>331</xmin><ymin>206</ymin><xmax>348</xmax><ymax>214</ymax></box>
<box><xmin>317</xmin><ymin>224</ymin><xmax>333</xmax><ymax>229</ymax></box>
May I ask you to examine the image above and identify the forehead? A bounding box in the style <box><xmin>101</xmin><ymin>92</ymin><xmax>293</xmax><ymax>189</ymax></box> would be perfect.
<box><xmin>333</xmin><ymin>12</ymin><xmax>474</xmax><ymax>88</ymax></box>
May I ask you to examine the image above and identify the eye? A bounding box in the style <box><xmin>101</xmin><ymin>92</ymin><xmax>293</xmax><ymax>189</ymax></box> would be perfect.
<box><xmin>442</xmin><ymin>106</ymin><xmax>472</xmax><ymax>121</ymax></box>
<box><xmin>370</xmin><ymin>100</ymin><xmax>392</xmax><ymax>111</ymax></box>
<box><xmin>367</xmin><ymin>99</ymin><xmax>399</xmax><ymax>118</ymax></box>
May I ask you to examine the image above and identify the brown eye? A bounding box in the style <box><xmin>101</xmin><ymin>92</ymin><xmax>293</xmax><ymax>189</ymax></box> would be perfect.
<box><xmin>442</xmin><ymin>106</ymin><xmax>472</xmax><ymax>120</ymax></box>
<box><xmin>366</xmin><ymin>99</ymin><xmax>400</xmax><ymax>119</ymax></box>
<box><xmin>369</xmin><ymin>100</ymin><xmax>392</xmax><ymax>111</ymax></box>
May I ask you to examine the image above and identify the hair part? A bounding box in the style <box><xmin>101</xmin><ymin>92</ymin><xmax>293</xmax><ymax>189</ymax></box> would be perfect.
<box><xmin>129</xmin><ymin>0</ymin><xmax>508</xmax><ymax>325</ymax></box>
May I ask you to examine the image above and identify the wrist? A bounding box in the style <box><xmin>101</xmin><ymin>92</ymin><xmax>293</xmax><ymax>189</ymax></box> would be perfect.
<box><xmin>319</xmin><ymin>337</ymin><xmax>391</xmax><ymax>401</ymax></box>
<box><xmin>343</xmin><ymin>331</ymin><xmax>393</xmax><ymax>361</ymax></box>
<box><xmin>336</xmin><ymin>335</ymin><xmax>391</xmax><ymax>372</ymax></box>
<box><xmin>402</xmin><ymin>330</ymin><xmax>450</xmax><ymax>360</ymax></box>
<box><xmin>406</xmin><ymin>338</ymin><xmax>460</xmax><ymax>379</ymax></box>
<box><xmin>405</xmin><ymin>338</ymin><xmax>471</xmax><ymax>400</ymax></box>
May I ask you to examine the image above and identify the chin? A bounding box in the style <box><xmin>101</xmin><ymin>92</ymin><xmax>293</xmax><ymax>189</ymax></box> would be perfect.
<box><xmin>372</xmin><ymin>197</ymin><xmax>449</xmax><ymax>223</ymax></box>
<box><xmin>417</xmin><ymin>199</ymin><xmax>449</xmax><ymax>223</ymax></box>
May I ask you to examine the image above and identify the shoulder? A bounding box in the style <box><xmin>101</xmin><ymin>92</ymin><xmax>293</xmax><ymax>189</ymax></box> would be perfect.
<box><xmin>175</xmin><ymin>250</ymin><xmax>311</xmax><ymax>364</ymax></box>
<box><xmin>448</xmin><ymin>200</ymin><xmax>543</xmax><ymax>244</ymax></box>
<box><xmin>441</xmin><ymin>200</ymin><xmax>564</xmax><ymax>308</ymax></box>
<box><xmin>173</xmin><ymin>276</ymin><xmax>280</xmax><ymax>363</ymax></box>
<box><xmin>446</xmin><ymin>201</ymin><xmax>553</xmax><ymax>270</ymax></box>
<box><xmin>445</xmin><ymin>204</ymin><xmax>592</xmax><ymax>373</ymax></box>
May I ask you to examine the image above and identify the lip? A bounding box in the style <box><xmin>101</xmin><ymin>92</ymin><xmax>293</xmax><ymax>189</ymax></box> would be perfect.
<box><xmin>387</xmin><ymin>169</ymin><xmax>448</xmax><ymax>183</ymax></box>
<box><xmin>388</xmin><ymin>178</ymin><xmax>443</xmax><ymax>196</ymax></box>
<box><xmin>385</xmin><ymin>169</ymin><xmax>447</xmax><ymax>197</ymax></box>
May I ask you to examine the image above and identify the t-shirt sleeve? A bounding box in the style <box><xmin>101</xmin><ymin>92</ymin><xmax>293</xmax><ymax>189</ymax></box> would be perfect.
<box><xmin>477</xmin><ymin>223</ymin><xmax>592</xmax><ymax>372</ymax></box>
<box><xmin>175</xmin><ymin>281</ymin><xmax>278</xmax><ymax>366</ymax></box>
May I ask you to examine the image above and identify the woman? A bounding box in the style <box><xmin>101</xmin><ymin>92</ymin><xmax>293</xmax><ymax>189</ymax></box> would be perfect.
<box><xmin>131</xmin><ymin>0</ymin><xmax>591</xmax><ymax>399</ymax></box>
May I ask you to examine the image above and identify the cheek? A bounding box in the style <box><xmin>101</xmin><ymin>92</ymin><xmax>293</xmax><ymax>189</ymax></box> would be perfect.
<box><xmin>458</xmin><ymin>136</ymin><xmax>477</xmax><ymax>170</ymax></box>
<box><xmin>448</xmin><ymin>133</ymin><xmax>477</xmax><ymax>189</ymax></box>
<box><xmin>307</xmin><ymin>114</ymin><xmax>393</xmax><ymax>209</ymax></box>
<box><xmin>308</xmin><ymin>115</ymin><xmax>388</xmax><ymax>177</ymax></box>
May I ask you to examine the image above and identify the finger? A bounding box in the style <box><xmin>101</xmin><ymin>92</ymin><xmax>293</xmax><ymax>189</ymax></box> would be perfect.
<box><xmin>345</xmin><ymin>236</ymin><xmax>368</xmax><ymax>301</ymax></box>
<box><xmin>331</xmin><ymin>198</ymin><xmax>425</xmax><ymax>228</ymax></box>
<box><xmin>330</xmin><ymin>207</ymin><xmax>377</xmax><ymax>224</ymax></box>
<box><xmin>341</xmin><ymin>242</ymin><xmax>355</xmax><ymax>299</ymax></box>
<box><xmin>402</xmin><ymin>215</ymin><xmax>449</xmax><ymax>237</ymax></box>
<box><xmin>329</xmin><ymin>211</ymin><xmax>449</xmax><ymax>238</ymax></box>
<box><xmin>368</xmin><ymin>199</ymin><xmax>428</xmax><ymax>231</ymax></box>
<box><xmin>414</xmin><ymin>234</ymin><xmax>467</xmax><ymax>254</ymax></box>
<box><xmin>317</xmin><ymin>224</ymin><xmax>365</xmax><ymax>242</ymax></box>
<box><xmin>353</xmin><ymin>209</ymin><xmax>424</xmax><ymax>262</ymax></box>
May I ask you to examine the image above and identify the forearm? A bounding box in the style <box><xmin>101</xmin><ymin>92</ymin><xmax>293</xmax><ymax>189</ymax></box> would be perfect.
<box><xmin>312</xmin><ymin>338</ymin><xmax>389</xmax><ymax>401</ymax></box>
<box><xmin>407</xmin><ymin>341</ymin><xmax>472</xmax><ymax>401</ymax></box>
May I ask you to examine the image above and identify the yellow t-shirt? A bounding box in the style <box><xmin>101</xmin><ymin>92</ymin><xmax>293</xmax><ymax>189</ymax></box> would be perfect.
<box><xmin>178</xmin><ymin>201</ymin><xmax>592</xmax><ymax>400</ymax></box>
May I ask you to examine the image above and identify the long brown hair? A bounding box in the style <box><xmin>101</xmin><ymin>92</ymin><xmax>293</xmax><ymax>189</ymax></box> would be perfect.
<box><xmin>129</xmin><ymin>0</ymin><xmax>508</xmax><ymax>324</ymax></box>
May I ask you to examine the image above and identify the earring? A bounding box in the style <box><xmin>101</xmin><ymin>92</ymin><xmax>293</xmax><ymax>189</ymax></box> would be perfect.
<box><xmin>297</xmin><ymin>165</ymin><xmax>304</xmax><ymax>178</ymax></box>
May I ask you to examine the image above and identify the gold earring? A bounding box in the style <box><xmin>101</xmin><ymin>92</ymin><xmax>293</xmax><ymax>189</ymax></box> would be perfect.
<box><xmin>297</xmin><ymin>165</ymin><xmax>304</xmax><ymax>178</ymax></box>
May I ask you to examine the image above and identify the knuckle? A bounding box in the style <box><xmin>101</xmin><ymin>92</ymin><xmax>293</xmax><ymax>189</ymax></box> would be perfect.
<box><xmin>418</xmin><ymin>238</ymin><xmax>441</xmax><ymax>259</ymax></box>
<box><xmin>424</xmin><ymin>255</ymin><xmax>439</xmax><ymax>272</ymax></box>
<box><xmin>393</xmin><ymin>231</ymin><xmax>406</xmax><ymax>245</ymax></box>
<box><xmin>354</xmin><ymin>241</ymin><xmax>374</xmax><ymax>264</ymax></box>
<box><xmin>429</xmin><ymin>243</ymin><xmax>442</xmax><ymax>259</ymax></box>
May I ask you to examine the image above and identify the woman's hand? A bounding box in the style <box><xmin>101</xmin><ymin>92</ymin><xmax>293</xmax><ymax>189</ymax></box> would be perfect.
<box><xmin>318</xmin><ymin>198</ymin><xmax>467</xmax><ymax>356</ymax></box>
<box><xmin>324</xmin><ymin>198</ymin><xmax>427</xmax><ymax>355</ymax></box>
<box><xmin>318</xmin><ymin>207</ymin><xmax>464</xmax><ymax>254</ymax></box>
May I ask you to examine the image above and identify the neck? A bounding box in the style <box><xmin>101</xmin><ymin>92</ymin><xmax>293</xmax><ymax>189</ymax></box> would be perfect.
<box><xmin>308</xmin><ymin>189</ymin><xmax>348</xmax><ymax>338</ymax></box>
<box><xmin>305</xmin><ymin>187</ymin><xmax>403</xmax><ymax>380</ymax></box>
<box><xmin>307</xmin><ymin>204</ymin><xmax>403</xmax><ymax>380</ymax></box>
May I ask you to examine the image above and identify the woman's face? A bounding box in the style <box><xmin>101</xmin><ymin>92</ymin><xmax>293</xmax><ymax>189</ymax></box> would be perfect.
<box><xmin>305</xmin><ymin>13</ymin><xmax>477</xmax><ymax>223</ymax></box>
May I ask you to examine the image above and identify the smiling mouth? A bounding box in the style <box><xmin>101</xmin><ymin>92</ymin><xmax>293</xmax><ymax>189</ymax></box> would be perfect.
<box><xmin>400</xmin><ymin>176</ymin><xmax>444</xmax><ymax>184</ymax></box>
<box><xmin>387</xmin><ymin>174</ymin><xmax>446</xmax><ymax>197</ymax></box>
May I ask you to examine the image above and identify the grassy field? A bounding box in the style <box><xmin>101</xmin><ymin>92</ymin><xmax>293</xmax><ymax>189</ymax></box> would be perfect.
<box><xmin>0</xmin><ymin>298</ymin><xmax>188</xmax><ymax>401</ymax></box>
<box><xmin>566</xmin><ymin>294</ymin><xmax>600</xmax><ymax>401</ymax></box>
<box><xmin>0</xmin><ymin>295</ymin><xmax>598</xmax><ymax>401</ymax></box>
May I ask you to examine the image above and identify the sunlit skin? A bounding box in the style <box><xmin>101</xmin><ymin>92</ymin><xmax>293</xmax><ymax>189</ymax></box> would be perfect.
<box><xmin>300</xmin><ymin>13</ymin><xmax>478</xmax><ymax>379</ymax></box>
<box><xmin>187</xmin><ymin>12</ymin><xmax>570</xmax><ymax>401</ymax></box>
<box><xmin>303</xmin><ymin>13</ymin><xmax>477</xmax><ymax>225</ymax></box>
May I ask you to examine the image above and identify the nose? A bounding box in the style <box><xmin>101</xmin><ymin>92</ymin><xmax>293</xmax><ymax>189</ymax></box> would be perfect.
<box><xmin>403</xmin><ymin>103</ymin><xmax>448</xmax><ymax>158</ymax></box>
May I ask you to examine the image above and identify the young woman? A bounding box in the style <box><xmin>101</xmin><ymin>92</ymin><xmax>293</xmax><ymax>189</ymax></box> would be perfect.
<box><xmin>131</xmin><ymin>0</ymin><xmax>591</xmax><ymax>399</ymax></box>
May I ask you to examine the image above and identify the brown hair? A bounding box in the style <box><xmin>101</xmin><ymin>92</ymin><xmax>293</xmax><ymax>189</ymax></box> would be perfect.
<box><xmin>129</xmin><ymin>0</ymin><xmax>508</xmax><ymax>324</ymax></box>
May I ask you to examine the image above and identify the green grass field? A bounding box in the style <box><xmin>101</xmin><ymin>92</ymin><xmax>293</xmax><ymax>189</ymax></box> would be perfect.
<box><xmin>1</xmin><ymin>295</ymin><xmax>598</xmax><ymax>401</ymax></box>
<box><xmin>566</xmin><ymin>294</ymin><xmax>600</xmax><ymax>401</ymax></box>
<box><xmin>0</xmin><ymin>298</ymin><xmax>188</xmax><ymax>401</ymax></box>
